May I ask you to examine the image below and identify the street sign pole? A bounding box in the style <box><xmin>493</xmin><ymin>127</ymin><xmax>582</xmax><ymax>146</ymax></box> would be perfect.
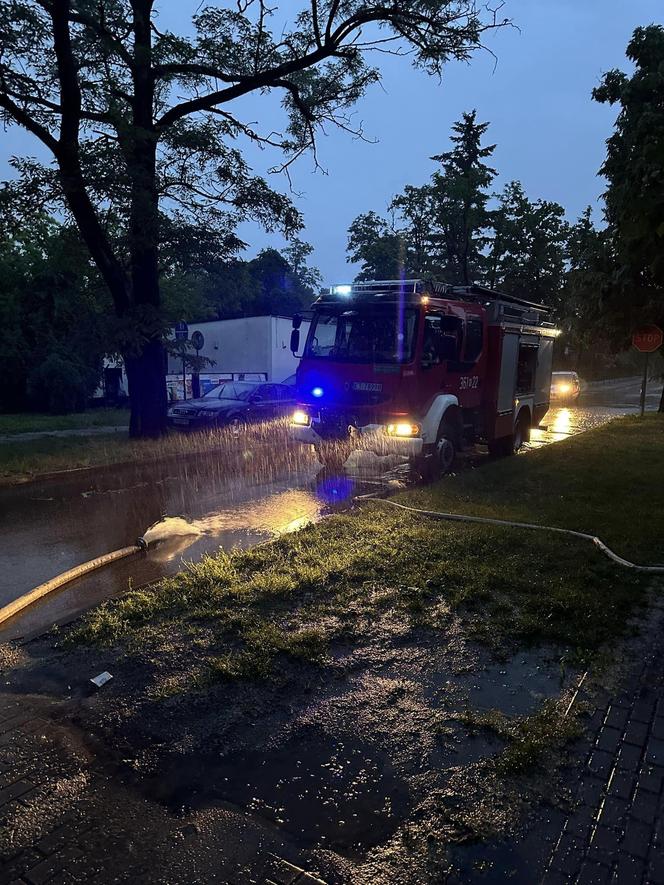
<box><xmin>174</xmin><ymin>321</ymin><xmax>189</xmax><ymax>401</ymax></box>
<box><xmin>632</xmin><ymin>325</ymin><xmax>663</xmax><ymax>416</ymax></box>
<box><xmin>640</xmin><ymin>351</ymin><xmax>649</xmax><ymax>418</ymax></box>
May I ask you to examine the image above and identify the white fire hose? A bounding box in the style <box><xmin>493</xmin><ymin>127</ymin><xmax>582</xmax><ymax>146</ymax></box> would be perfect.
<box><xmin>365</xmin><ymin>498</ymin><xmax>664</xmax><ymax>574</ymax></box>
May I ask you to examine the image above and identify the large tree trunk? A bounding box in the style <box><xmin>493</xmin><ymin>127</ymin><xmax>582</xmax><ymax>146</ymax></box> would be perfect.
<box><xmin>126</xmin><ymin>0</ymin><xmax>167</xmax><ymax>438</ymax></box>
<box><xmin>124</xmin><ymin>340</ymin><xmax>168</xmax><ymax>437</ymax></box>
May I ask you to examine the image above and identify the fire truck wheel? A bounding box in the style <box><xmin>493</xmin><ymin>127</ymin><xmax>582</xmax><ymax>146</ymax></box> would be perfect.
<box><xmin>416</xmin><ymin>422</ymin><xmax>457</xmax><ymax>481</ymax></box>
<box><xmin>488</xmin><ymin>413</ymin><xmax>529</xmax><ymax>457</ymax></box>
<box><xmin>513</xmin><ymin>416</ymin><xmax>527</xmax><ymax>451</ymax></box>
<box><xmin>314</xmin><ymin>440</ymin><xmax>352</xmax><ymax>470</ymax></box>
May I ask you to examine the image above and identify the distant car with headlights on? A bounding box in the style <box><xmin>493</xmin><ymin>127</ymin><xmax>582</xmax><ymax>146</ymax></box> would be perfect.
<box><xmin>167</xmin><ymin>381</ymin><xmax>296</xmax><ymax>431</ymax></box>
<box><xmin>550</xmin><ymin>371</ymin><xmax>581</xmax><ymax>402</ymax></box>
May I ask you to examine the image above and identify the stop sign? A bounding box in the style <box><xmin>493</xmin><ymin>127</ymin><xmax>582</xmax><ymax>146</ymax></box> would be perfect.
<box><xmin>632</xmin><ymin>325</ymin><xmax>663</xmax><ymax>353</ymax></box>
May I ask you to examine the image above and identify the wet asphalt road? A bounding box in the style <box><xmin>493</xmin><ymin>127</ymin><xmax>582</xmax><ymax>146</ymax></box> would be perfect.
<box><xmin>0</xmin><ymin>376</ymin><xmax>660</xmax><ymax>641</ymax></box>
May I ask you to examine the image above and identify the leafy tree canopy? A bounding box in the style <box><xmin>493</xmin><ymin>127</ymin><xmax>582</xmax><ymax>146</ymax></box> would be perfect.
<box><xmin>592</xmin><ymin>24</ymin><xmax>664</xmax><ymax>342</ymax></box>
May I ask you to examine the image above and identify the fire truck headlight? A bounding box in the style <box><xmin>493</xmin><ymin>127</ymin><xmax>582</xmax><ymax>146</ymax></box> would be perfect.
<box><xmin>558</xmin><ymin>383</ymin><xmax>571</xmax><ymax>394</ymax></box>
<box><xmin>292</xmin><ymin>409</ymin><xmax>311</xmax><ymax>426</ymax></box>
<box><xmin>387</xmin><ymin>422</ymin><xmax>421</xmax><ymax>437</ymax></box>
<box><xmin>312</xmin><ymin>386</ymin><xmax>324</xmax><ymax>398</ymax></box>
<box><xmin>332</xmin><ymin>284</ymin><xmax>352</xmax><ymax>296</ymax></box>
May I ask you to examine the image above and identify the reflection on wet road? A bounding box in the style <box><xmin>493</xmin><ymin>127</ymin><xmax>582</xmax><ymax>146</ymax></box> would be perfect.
<box><xmin>0</xmin><ymin>378</ymin><xmax>659</xmax><ymax>640</ymax></box>
<box><xmin>527</xmin><ymin>404</ymin><xmax>630</xmax><ymax>448</ymax></box>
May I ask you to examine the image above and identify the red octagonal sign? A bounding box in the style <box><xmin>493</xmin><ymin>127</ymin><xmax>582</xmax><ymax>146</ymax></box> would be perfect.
<box><xmin>632</xmin><ymin>324</ymin><xmax>663</xmax><ymax>353</ymax></box>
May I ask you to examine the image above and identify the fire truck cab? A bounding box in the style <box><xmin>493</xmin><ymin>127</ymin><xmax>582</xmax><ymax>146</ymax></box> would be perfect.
<box><xmin>290</xmin><ymin>280</ymin><xmax>559</xmax><ymax>476</ymax></box>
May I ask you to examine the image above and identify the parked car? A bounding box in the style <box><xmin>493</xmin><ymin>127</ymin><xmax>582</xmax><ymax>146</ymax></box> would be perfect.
<box><xmin>550</xmin><ymin>371</ymin><xmax>581</xmax><ymax>402</ymax></box>
<box><xmin>167</xmin><ymin>381</ymin><xmax>296</xmax><ymax>430</ymax></box>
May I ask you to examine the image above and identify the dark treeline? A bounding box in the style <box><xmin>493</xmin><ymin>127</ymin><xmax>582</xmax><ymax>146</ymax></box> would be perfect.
<box><xmin>0</xmin><ymin>212</ymin><xmax>319</xmax><ymax>413</ymax></box>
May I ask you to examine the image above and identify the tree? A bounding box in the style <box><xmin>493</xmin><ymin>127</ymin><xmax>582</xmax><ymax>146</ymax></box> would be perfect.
<box><xmin>347</xmin><ymin>211</ymin><xmax>408</xmax><ymax>280</ymax></box>
<box><xmin>429</xmin><ymin>110</ymin><xmax>497</xmax><ymax>283</ymax></box>
<box><xmin>347</xmin><ymin>111</ymin><xmax>497</xmax><ymax>283</ymax></box>
<box><xmin>389</xmin><ymin>184</ymin><xmax>438</xmax><ymax>277</ymax></box>
<box><xmin>0</xmin><ymin>209</ymin><xmax>108</xmax><ymax>413</ymax></box>
<box><xmin>558</xmin><ymin>207</ymin><xmax>613</xmax><ymax>376</ymax></box>
<box><xmin>593</xmin><ymin>25</ymin><xmax>664</xmax><ymax>409</ymax></box>
<box><xmin>163</xmin><ymin>243</ymin><xmax>321</xmax><ymax>322</ymax></box>
<box><xmin>283</xmin><ymin>238</ymin><xmax>322</xmax><ymax>295</ymax></box>
<box><xmin>488</xmin><ymin>181</ymin><xmax>569</xmax><ymax>313</ymax></box>
<box><xmin>0</xmin><ymin>2</ymin><xmax>505</xmax><ymax>436</ymax></box>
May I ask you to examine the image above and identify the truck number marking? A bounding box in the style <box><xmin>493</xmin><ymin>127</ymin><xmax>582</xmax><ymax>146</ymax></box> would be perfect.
<box><xmin>350</xmin><ymin>382</ymin><xmax>383</xmax><ymax>392</ymax></box>
<box><xmin>460</xmin><ymin>376</ymin><xmax>479</xmax><ymax>390</ymax></box>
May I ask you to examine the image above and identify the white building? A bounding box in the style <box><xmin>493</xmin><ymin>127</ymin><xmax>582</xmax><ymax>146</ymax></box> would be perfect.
<box><xmin>166</xmin><ymin>315</ymin><xmax>309</xmax><ymax>400</ymax></box>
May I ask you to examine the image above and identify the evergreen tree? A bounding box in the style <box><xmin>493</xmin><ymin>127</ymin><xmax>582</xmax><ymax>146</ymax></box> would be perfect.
<box><xmin>429</xmin><ymin>111</ymin><xmax>497</xmax><ymax>284</ymax></box>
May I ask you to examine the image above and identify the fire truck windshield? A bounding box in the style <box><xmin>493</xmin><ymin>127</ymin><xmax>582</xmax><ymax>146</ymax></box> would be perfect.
<box><xmin>304</xmin><ymin>308</ymin><xmax>417</xmax><ymax>364</ymax></box>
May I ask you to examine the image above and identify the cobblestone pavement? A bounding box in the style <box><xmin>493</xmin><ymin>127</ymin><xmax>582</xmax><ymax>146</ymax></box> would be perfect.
<box><xmin>543</xmin><ymin>644</ymin><xmax>664</xmax><ymax>884</ymax></box>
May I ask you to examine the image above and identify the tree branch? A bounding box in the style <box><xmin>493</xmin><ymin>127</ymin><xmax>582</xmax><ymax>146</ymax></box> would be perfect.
<box><xmin>0</xmin><ymin>93</ymin><xmax>60</xmax><ymax>154</ymax></box>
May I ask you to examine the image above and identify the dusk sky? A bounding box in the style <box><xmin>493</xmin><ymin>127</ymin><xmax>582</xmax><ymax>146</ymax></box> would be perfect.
<box><xmin>1</xmin><ymin>1</ymin><xmax>662</xmax><ymax>283</ymax></box>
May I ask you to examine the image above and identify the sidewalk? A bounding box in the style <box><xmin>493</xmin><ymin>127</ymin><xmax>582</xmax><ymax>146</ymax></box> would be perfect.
<box><xmin>0</xmin><ymin>427</ymin><xmax>127</xmax><ymax>444</ymax></box>
<box><xmin>542</xmin><ymin>647</ymin><xmax>664</xmax><ymax>884</ymax></box>
<box><xmin>538</xmin><ymin>589</ymin><xmax>664</xmax><ymax>885</ymax></box>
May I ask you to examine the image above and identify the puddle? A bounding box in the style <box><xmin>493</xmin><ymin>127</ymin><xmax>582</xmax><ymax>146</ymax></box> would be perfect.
<box><xmin>448</xmin><ymin>840</ymin><xmax>541</xmax><ymax>883</ymax></box>
<box><xmin>426</xmin><ymin>651</ymin><xmax>570</xmax><ymax>719</ymax></box>
<box><xmin>143</xmin><ymin>724</ymin><xmax>410</xmax><ymax>858</ymax></box>
<box><xmin>463</xmin><ymin>652</ymin><xmax>569</xmax><ymax>717</ymax></box>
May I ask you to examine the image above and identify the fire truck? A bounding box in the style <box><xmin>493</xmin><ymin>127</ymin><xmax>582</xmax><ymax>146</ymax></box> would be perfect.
<box><xmin>289</xmin><ymin>280</ymin><xmax>559</xmax><ymax>476</ymax></box>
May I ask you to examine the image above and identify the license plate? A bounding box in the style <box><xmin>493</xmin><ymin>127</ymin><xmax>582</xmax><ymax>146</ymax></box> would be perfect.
<box><xmin>173</xmin><ymin>418</ymin><xmax>189</xmax><ymax>425</ymax></box>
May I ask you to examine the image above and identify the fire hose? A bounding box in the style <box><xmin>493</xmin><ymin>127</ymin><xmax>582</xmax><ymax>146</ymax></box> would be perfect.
<box><xmin>0</xmin><ymin>538</ymin><xmax>148</xmax><ymax>627</ymax></box>
<box><xmin>365</xmin><ymin>498</ymin><xmax>664</xmax><ymax>574</ymax></box>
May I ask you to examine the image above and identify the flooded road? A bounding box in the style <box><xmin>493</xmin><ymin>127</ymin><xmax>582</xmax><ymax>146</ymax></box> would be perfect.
<box><xmin>0</xmin><ymin>378</ymin><xmax>659</xmax><ymax>640</ymax></box>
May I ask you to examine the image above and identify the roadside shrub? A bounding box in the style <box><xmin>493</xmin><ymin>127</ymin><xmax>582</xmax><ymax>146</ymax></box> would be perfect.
<box><xmin>27</xmin><ymin>353</ymin><xmax>98</xmax><ymax>414</ymax></box>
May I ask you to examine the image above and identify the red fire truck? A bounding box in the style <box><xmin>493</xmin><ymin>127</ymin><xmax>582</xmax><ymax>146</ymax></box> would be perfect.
<box><xmin>289</xmin><ymin>280</ymin><xmax>559</xmax><ymax>476</ymax></box>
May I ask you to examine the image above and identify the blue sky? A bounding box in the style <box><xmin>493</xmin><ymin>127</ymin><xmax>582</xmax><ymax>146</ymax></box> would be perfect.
<box><xmin>1</xmin><ymin>1</ymin><xmax>661</xmax><ymax>282</ymax></box>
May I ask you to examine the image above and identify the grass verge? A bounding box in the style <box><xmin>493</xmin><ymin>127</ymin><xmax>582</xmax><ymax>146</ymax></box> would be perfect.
<box><xmin>70</xmin><ymin>415</ymin><xmax>663</xmax><ymax>680</ymax></box>
<box><xmin>0</xmin><ymin>408</ymin><xmax>129</xmax><ymax>436</ymax></box>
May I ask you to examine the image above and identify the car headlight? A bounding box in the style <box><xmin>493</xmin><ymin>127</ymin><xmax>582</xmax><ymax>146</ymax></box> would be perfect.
<box><xmin>387</xmin><ymin>422</ymin><xmax>421</xmax><ymax>437</ymax></box>
<box><xmin>292</xmin><ymin>409</ymin><xmax>311</xmax><ymax>426</ymax></box>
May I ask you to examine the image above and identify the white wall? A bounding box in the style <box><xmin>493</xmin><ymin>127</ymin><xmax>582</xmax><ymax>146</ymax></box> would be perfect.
<box><xmin>167</xmin><ymin>315</ymin><xmax>310</xmax><ymax>381</ymax></box>
<box><xmin>271</xmin><ymin>316</ymin><xmax>310</xmax><ymax>382</ymax></box>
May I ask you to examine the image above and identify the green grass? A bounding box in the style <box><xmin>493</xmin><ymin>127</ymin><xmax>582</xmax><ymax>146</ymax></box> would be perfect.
<box><xmin>400</xmin><ymin>413</ymin><xmax>664</xmax><ymax>563</ymax></box>
<box><xmin>70</xmin><ymin>415</ymin><xmax>664</xmax><ymax>681</ymax></box>
<box><xmin>0</xmin><ymin>408</ymin><xmax>129</xmax><ymax>435</ymax></box>
<box><xmin>0</xmin><ymin>434</ymin><xmax>131</xmax><ymax>478</ymax></box>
